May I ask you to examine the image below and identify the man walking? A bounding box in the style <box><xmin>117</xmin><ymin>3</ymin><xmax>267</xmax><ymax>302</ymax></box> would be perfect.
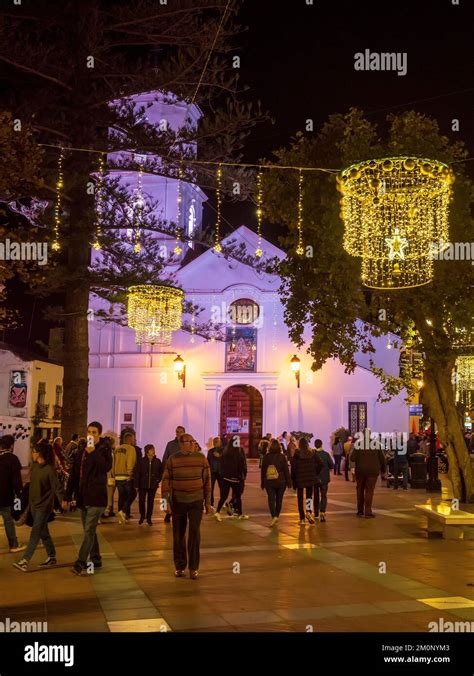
<box><xmin>161</xmin><ymin>432</ymin><xmax>211</xmax><ymax>579</ymax></box>
<box><xmin>350</xmin><ymin>430</ymin><xmax>386</xmax><ymax>518</ymax></box>
<box><xmin>113</xmin><ymin>433</ymin><xmax>137</xmax><ymax>523</ymax></box>
<box><xmin>161</xmin><ymin>425</ymin><xmax>185</xmax><ymax>523</ymax></box>
<box><xmin>63</xmin><ymin>421</ymin><xmax>112</xmax><ymax>575</ymax></box>
<box><xmin>0</xmin><ymin>435</ymin><xmax>25</xmax><ymax>553</ymax></box>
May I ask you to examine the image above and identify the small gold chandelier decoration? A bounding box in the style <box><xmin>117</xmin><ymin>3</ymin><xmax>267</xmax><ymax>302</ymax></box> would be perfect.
<box><xmin>338</xmin><ymin>157</ymin><xmax>454</xmax><ymax>289</ymax></box>
<box><xmin>127</xmin><ymin>285</ymin><xmax>184</xmax><ymax>345</ymax></box>
<box><xmin>455</xmin><ymin>355</ymin><xmax>474</xmax><ymax>408</ymax></box>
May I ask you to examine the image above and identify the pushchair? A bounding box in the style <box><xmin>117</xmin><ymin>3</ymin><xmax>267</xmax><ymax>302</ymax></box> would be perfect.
<box><xmin>385</xmin><ymin>453</ymin><xmax>406</xmax><ymax>488</ymax></box>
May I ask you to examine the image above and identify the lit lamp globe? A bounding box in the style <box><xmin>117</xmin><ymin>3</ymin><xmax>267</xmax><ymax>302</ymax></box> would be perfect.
<box><xmin>291</xmin><ymin>355</ymin><xmax>301</xmax><ymax>372</ymax></box>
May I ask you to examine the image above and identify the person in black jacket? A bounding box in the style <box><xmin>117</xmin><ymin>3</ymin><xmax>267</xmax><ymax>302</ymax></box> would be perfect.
<box><xmin>214</xmin><ymin>436</ymin><xmax>248</xmax><ymax>521</ymax></box>
<box><xmin>207</xmin><ymin>436</ymin><xmax>223</xmax><ymax>508</ymax></box>
<box><xmin>134</xmin><ymin>444</ymin><xmax>162</xmax><ymax>525</ymax></box>
<box><xmin>63</xmin><ymin>421</ymin><xmax>112</xmax><ymax>575</ymax></box>
<box><xmin>261</xmin><ymin>439</ymin><xmax>291</xmax><ymax>527</ymax></box>
<box><xmin>291</xmin><ymin>437</ymin><xmax>323</xmax><ymax>525</ymax></box>
<box><xmin>0</xmin><ymin>435</ymin><xmax>25</xmax><ymax>553</ymax></box>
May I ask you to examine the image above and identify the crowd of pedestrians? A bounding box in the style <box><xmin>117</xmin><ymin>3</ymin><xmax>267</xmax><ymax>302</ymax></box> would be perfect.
<box><xmin>1</xmin><ymin>423</ymin><xmax>464</xmax><ymax>580</ymax></box>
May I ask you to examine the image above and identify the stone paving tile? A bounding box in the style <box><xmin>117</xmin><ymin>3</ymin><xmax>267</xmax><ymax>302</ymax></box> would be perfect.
<box><xmin>1</xmin><ymin>474</ymin><xmax>472</xmax><ymax>632</ymax></box>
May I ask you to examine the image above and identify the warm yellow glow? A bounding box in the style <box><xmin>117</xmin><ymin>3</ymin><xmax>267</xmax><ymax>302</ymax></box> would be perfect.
<box><xmin>339</xmin><ymin>157</ymin><xmax>453</xmax><ymax>289</ymax></box>
<box><xmin>416</xmin><ymin>380</ymin><xmax>424</xmax><ymax>389</ymax></box>
<box><xmin>173</xmin><ymin>355</ymin><xmax>185</xmax><ymax>372</ymax></box>
<box><xmin>127</xmin><ymin>284</ymin><xmax>184</xmax><ymax>345</ymax></box>
<box><xmin>290</xmin><ymin>355</ymin><xmax>301</xmax><ymax>372</ymax></box>
<box><xmin>455</xmin><ymin>355</ymin><xmax>474</xmax><ymax>403</ymax></box>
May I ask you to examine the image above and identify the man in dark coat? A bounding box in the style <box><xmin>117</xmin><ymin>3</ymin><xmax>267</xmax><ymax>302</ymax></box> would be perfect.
<box><xmin>64</xmin><ymin>421</ymin><xmax>112</xmax><ymax>575</ymax></box>
<box><xmin>350</xmin><ymin>429</ymin><xmax>387</xmax><ymax>518</ymax></box>
<box><xmin>0</xmin><ymin>435</ymin><xmax>25</xmax><ymax>552</ymax></box>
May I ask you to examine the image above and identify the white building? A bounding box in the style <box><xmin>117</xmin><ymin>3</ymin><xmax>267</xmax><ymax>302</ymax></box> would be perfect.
<box><xmin>88</xmin><ymin>225</ymin><xmax>409</xmax><ymax>458</ymax></box>
<box><xmin>0</xmin><ymin>344</ymin><xmax>63</xmax><ymax>466</ymax></box>
<box><xmin>87</xmin><ymin>92</ymin><xmax>409</xmax><ymax>458</ymax></box>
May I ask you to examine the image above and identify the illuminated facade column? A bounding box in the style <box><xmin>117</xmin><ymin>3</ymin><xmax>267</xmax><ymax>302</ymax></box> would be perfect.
<box><xmin>262</xmin><ymin>382</ymin><xmax>278</xmax><ymax>436</ymax></box>
<box><xmin>203</xmin><ymin>383</ymin><xmax>222</xmax><ymax>446</ymax></box>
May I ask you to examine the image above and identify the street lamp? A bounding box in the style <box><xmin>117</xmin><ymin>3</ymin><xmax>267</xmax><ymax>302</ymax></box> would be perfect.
<box><xmin>174</xmin><ymin>354</ymin><xmax>186</xmax><ymax>388</ymax></box>
<box><xmin>291</xmin><ymin>355</ymin><xmax>301</xmax><ymax>388</ymax></box>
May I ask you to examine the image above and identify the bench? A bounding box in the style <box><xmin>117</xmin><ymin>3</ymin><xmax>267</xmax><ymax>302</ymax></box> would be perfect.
<box><xmin>415</xmin><ymin>504</ymin><xmax>474</xmax><ymax>540</ymax></box>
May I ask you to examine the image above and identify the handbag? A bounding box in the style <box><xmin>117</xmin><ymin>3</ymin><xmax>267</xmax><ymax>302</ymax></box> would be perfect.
<box><xmin>25</xmin><ymin>508</ymin><xmax>56</xmax><ymax>527</ymax></box>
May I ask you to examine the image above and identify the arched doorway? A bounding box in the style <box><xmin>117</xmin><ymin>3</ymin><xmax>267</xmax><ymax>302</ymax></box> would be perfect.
<box><xmin>220</xmin><ymin>384</ymin><xmax>263</xmax><ymax>457</ymax></box>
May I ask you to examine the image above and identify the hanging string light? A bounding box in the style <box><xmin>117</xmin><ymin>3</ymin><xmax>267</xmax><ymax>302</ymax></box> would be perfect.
<box><xmin>213</xmin><ymin>164</ymin><xmax>223</xmax><ymax>253</ymax></box>
<box><xmin>127</xmin><ymin>285</ymin><xmax>184</xmax><ymax>345</ymax></box>
<box><xmin>133</xmin><ymin>156</ymin><xmax>145</xmax><ymax>253</ymax></box>
<box><xmin>51</xmin><ymin>148</ymin><xmax>64</xmax><ymax>252</ymax></box>
<box><xmin>189</xmin><ymin>296</ymin><xmax>196</xmax><ymax>344</ymax></box>
<box><xmin>92</xmin><ymin>153</ymin><xmax>106</xmax><ymax>251</ymax></box>
<box><xmin>255</xmin><ymin>168</ymin><xmax>263</xmax><ymax>258</ymax></box>
<box><xmin>295</xmin><ymin>169</ymin><xmax>305</xmax><ymax>256</ymax></box>
<box><xmin>339</xmin><ymin>157</ymin><xmax>454</xmax><ymax>289</ymax></box>
<box><xmin>174</xmin><ymin>165</ymin><xmax>183</xmax><ymax>255</ymax></box>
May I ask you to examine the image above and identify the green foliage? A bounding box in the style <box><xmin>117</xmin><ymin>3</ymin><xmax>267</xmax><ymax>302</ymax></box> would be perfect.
<box><xmin>264</xmin><ymin>109</ymin><xmax>474</xmax><ymax>395</ymax></box>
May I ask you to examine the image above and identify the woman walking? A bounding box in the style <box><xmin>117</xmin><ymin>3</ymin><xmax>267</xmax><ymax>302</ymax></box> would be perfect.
<box><xmin>134</xmin><ymin>444</ymin><xmax>162</xmax><ymax>525</ymax></box>
<box><xmin>314</xmin><ymin>439</ymin><xmax>334</xmax><ymax>522</ymax></box>
<box><xmin>214</xmin><ymin>437</ymin><xmax>248</xmax><ymax>521</ymax></box>
<box><xmin>13</xmin><ymin>440</ymin><xmax>64</xmax><ymax>571</ymax></box>
<box><xmin>331</xmin><ymin>436</ymin><xmax>344</xmax><ymax>476</ymax></box>
<box><xmin>291</xmin><ymin>437</ymin><xmax>323</xmax><ymax>525</ymax></box>
<box><xmin>261</xmin><ymin>439</ymin><xmax>291</xmax><ymax>527</ymax></box>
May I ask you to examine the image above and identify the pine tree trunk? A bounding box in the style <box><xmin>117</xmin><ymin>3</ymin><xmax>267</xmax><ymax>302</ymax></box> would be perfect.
<box><xmin>61</xmin><ymin>282</ymin><xmax>90</xmax><ymax>443</ymax></box>
<box><xmin>59</xmin><ymin>151</ymin><xmax>94</xmax><ymax>443</ymax></box>
<box><xmin>423</xmin><ymin>361</ymin><xmax>473</xmax><ymax>503</ymax></box>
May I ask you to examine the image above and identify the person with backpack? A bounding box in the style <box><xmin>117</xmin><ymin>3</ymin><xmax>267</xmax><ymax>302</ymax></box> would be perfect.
<box><xmin>214</xmin><ymin>437</ymin><xmax>248</xmax><ymax>521</ymax></box>
<box><xmin>291</xmin><ymin>437</ymin><xmax>323</xmax><ymax>525</ymax></box>
<box><xmin>313</xmin><ymin>439</ymin><xmax>334</xmax><ymax>522</ymax></box>
<box><xmin>261</xmin><ymin>439</ymin><xmax>291</xmax><ymax>527</ymax></box>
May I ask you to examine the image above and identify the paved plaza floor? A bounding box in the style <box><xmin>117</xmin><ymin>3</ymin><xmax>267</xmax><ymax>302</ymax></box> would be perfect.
<box><xmin>1</xmin><ymin>465</ymin><xmax>474</xmax><ymax>633</ymax></box>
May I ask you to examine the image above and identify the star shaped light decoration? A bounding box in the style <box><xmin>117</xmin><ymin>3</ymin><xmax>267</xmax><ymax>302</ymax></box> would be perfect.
<box><xmin>385</xmin><ymin>228</ymin><xmax>409</xmax><ymax>260</ymax></box>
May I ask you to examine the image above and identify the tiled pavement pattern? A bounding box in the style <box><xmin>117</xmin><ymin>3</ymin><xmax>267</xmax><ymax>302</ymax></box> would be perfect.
<box><xmin>1</xmin><ymin>466</ymin><xmax>473</xmax><ymax>632</ymax></box>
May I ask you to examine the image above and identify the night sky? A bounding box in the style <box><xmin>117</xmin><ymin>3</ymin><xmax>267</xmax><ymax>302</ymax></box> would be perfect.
<box><xmin>7</xmin><ymin>0</ymin><xmax>474</xmax><ymax>349</ymax></box>
<box><xmin>221</xmin><ymin>0</ymin><xmax>474</xmax><ymax>234</ymax></box>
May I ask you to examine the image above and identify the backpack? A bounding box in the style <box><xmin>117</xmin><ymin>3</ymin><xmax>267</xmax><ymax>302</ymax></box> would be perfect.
<box><xmin>266</xmin><ymin>455</ymin><xmax>282</xmax><ymax>481</ymax></box>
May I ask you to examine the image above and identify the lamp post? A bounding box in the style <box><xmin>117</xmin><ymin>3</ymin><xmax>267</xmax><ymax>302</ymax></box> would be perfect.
<box><xmin>291</xmin><ymin>355</ymin><xmax>301</xmax><ymax>388</ymax></box>
<box><xmin>174</xmin><ymin>354</ymin><xmax>186</xmax><ymax>388</ymax></box>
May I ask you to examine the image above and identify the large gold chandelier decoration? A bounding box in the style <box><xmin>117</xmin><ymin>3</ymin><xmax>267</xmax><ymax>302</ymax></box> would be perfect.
<box><xmin>338</xmin><ymin>157</ymin><xmax>454</xmax><ymax>289</ymax></box>
<box><xmin>127</xmin><ymin>285</ymin><xmax>184</xmax><ymax>345</ymax></box>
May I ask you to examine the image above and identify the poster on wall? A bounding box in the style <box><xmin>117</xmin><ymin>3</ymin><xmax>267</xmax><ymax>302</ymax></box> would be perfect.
<box><xmin>225</xmin><ymin>327</ymin><xmax>257</xmax><ymax>372</ymax></box>
<box><xmin>226</xmin><ymin>417</ymin><xmax>250</xmax><ymax>434</ymax></box>
<box><xmin>9</xmin><ymin>370</ymin><xmax>27</xmax><ymax>410</ymax></box>
<box><xmin>226</xmin><ymin>417</ymin><xmax>240</xmax><ymax>433</ymax></box>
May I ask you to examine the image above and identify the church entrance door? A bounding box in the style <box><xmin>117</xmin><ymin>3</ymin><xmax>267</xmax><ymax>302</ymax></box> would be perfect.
<box><xmin>219</xmin><ymin>384</ymin><xmax>263</xmax><ymax>458</ymax></box>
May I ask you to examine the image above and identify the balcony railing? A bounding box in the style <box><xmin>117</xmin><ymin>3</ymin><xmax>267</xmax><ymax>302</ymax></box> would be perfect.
<box><xmin>53</xmin><ymin>405</ymin><xmax>62</xmax><ymax>420</ymax></box>
<box><xmin>35</xmin><ymin>403</ymin><xmax>50</xmax><ymax>419</ymax></box>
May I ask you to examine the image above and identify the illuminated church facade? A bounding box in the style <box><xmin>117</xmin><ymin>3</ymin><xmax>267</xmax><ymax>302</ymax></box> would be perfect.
<box><xmin>87</xmin><ymin>93</ymin><xmax>409</xmax><ymax>458</ymax></box>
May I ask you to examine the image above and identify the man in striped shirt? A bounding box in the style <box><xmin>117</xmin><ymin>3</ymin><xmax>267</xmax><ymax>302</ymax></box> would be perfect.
<box><xmin>161</xmin><ymin>433</ymin><xmax>211</xmax><ymax>579</ymax></box>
